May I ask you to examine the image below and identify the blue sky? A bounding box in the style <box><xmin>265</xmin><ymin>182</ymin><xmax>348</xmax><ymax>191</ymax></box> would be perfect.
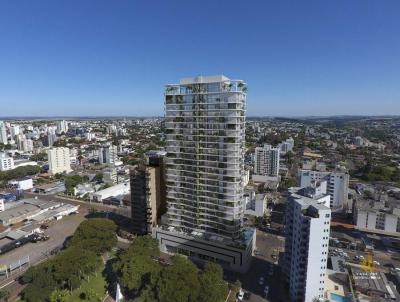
<box><xmin>0</xmin><ymin>0</ymin><xmax>399</xmax><ymax>117</ymax></box>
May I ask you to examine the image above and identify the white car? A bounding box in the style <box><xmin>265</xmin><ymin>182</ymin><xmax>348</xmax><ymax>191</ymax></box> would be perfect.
<box><xmin>237</xmin><ymin>289</ymin><xmax>244</xmax><ymax>300</ymax></box>
<box><xmin>264</xmin><ymin>285</ymin><xmax>269</xmax><ymax>295</ymax></box>
<box><xmin>258</xmin><ymin>277</ymin><xmax>264</xmax><ymax>285</ymax></box>
<box><xmin>373</xmin><ymin>260</ymin><xmax>380</xmax><ymax>266</ymax></box>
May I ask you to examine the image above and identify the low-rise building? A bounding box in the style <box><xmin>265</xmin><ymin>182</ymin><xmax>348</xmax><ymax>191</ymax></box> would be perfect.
<box><xmin>244</xmin><ymin>192</ymin><xmax>266</xmax><ymax>217</ymax></box>
<box><xmin>350</xmin><ymin>265</ymin><xmax>399</xmax><ymax>301</ymax></box>
<box><xmin>353</xmin><ymin>199</ymin><xmax>400</xmax><ymax>236</ymax></box>
<box><xmin>8</xmin><ymin>178</ymin><xmax>33</xmax><ymax>190</ymax></box>
<box><xmin>90</xmin><ymin>182</ymin><xmax>130</xmax><ymax>203</ymax></box>
<box><xmin>0</xmin><ymin>198</ymin><xmax>61</xmax><ymax>226</ymax></box>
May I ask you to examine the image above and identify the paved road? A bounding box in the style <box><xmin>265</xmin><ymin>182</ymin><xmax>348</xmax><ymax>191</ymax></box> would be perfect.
<box><xmin>225</xmin><ymin>230</ymin><xmax>287</xmax><ymax>302</ymax></box>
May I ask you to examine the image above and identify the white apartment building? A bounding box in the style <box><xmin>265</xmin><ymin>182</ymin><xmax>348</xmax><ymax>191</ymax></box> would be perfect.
<box><xmin>254</xmin><ymin>144</ymin><xmax>280</xmax><ymax>177</ymax></box>
<box><xmin>99</xmin><ymin>144</ymin><xmax>118</xmax><ymax>165</ymax></box>
<box><xmin>353</xmin><ymin>201</ymin><xmax>400</xmax><ymax>235</ymax></box>
<box><xmin>57</xmin><ymin>120</ymin><xmax>68</xmax><ymax>134</ymax></box>
<box><xmin>10</xmin><ymin>125</ymin><xmax>20</xmax><ymax>138</ymax></box>
<box><xmin>299</xmin><ymin>170</ymin><xmax>349</xmax><ymax>210</ymax></box>
<box><xmin>0</xmin><ymin>121</ymin><xmax>7</xmax><ymax>144</ymax></box>
<box><xmin>16</xmin><ymin>135</ymin><xmax>33</xmax><ymax>153</ymax></box>
<box><xmin>153</xmin><ymin>75</ymin><xmax>255</xmax><ymax>272</ymax></box>
<box><xmin>103</xmin><ymin>168</ymin><xmax>118</xmax><ymax>185</ymax></box>
<box><xmin>47</xmin><ymin>147</ymin><xmax>72</xmax><ymax>175</ymax></box>
<box><xmin>279</xmin><ymin>137</ymin><xmax>295</xmax><ymax>154</ymax></box>
<box><xmin>0</xmin><ymin>153</ymin><xmax>14</xmax><ymax>171</ymax></box>
<box><xmin>283</xmin><ymin>184</ymin><xmax>331</xmax><ymax>302</ymax></box>
<box><xmin>85</xmin><ymin>132</ymin><xmax>96</xmax><ymax>141</ymax></box>
<box><xmin>355</xmin><ymin>136</ymin><xmax>364</xmax><ymax>146</ymax></box>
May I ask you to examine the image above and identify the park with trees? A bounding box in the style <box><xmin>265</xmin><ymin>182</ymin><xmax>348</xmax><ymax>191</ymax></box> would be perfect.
<box><xmin>112</xmin><ymin>236</ymin><xmax>230</xmax><ymax>302</ymax></box>
<box><xmin>18</xmin><ymin>220</ymin><xmax>232</xmax><ymax>302</ymax></box>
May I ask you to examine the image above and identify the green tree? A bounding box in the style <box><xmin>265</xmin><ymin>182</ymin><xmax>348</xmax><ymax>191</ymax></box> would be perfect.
<box><xmin>49</xmin><ymin>289</ymin><xmax>70</xmax><ymax>302</ymax></box>
<box><xmin>64</xmin><ymin>175</ymin><xmax>83</xmax><ymax>193</ymax></box>
<box><xmin>92</xmin><ymin>173</ymin><xmax>103</xmax><ymax>183</ymax></box>
<box><xmin>198</xmin><ymin>262</ymin><xmax>228</xmax><ymax>302</ymax></box>
<box><xmin>113</xmin><ymin>236</ymin><xmax>160</xmax><ymax>295</ymax></box>
<box><xmin>155</xmin><ymin>256</ymin><xmax>200</xmax><ymax>302</ymax></box>
<box><xmin>0</xmin><ymin>290</ymin><xmax>10</xmax><ymax>302</ymax></box>
<box><xmin>21</xmin><ymin>265</ymin><xmax>58</xmax><ymax>302</ymax></box>
<box><xmin>79</xmin><ymin>288</ymin><xmax>101</xmax><ymax>301</ymax></box>
<box><xmin>67</xmin><ymin>218</ymin><xmax>117</xmax><ymax>254</ymax></box>
<box><xmin>30</xmin><ymin>152</ymin><xmax>47</xmax><ymax>162</ymax></box>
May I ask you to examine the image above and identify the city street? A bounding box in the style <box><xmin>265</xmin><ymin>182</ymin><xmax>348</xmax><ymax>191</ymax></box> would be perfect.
<box><xmin>225</xmin><ymin>229</ymin><xmax>287</xmax><ymax>302</ymax></box>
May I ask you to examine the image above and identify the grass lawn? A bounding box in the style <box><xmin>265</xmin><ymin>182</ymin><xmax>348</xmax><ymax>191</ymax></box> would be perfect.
<box><xmin>66</xmin><ymin>265</ymin><xmax>107</xmax><ymax>302</ymax></box>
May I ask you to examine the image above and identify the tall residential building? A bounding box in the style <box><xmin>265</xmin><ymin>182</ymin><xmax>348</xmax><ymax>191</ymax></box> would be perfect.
<box><xmin>103</xmin><ymin>167</ymin><xmax>118</xmax><ymax>185</ymax></box>
<box><xmin>47</xmin><ymin>147</ymin><xmax>72</xmax><ymax>175</ymax></box>
<box><xmin>0</xmin><ymin>153</ymin><xmax>14</xmax><ymax>171</ymax></box>
<box><xmin>130</xmin><ymin>150</ymin><xmax>167</xmax><ymax>235</ymax></box>
<box><xmin>254</xmin><ymin>144</ymin><xmax>280</xmax><ymax>177</ymax></box>
<box><xmin>0</xmin><ymin>121</ymin><xmax>7</xmax><ymax>144</ymax></box>
<box><xmin>153</xmin><ymin>75</ymin><xmax>255</xmax><ymax>272</ymax></box>
<box><xmin>47</xmin><ymin>133</ymin><xmax>57</xmax><ymax>147</ymax></box>
<box><xmin>283</xmin><ymin>183</ymin><xmax>331</xmax><ymax>302</ymax></box>
<box><xmin>299</xmin><ymin>170</ymin><xmax>349</xmax><ymax>210</ymax></box>
<box><xmin>10</xmin><ymin>125</ymin><xmax>20</xmax><ymax>139</ymax></box>
<box><xmin>57</xmin><ymin>120</ymin><xmax>69</xmax><ymax>134</ymax></box>
<box><xmin>279</xmin><ymin>137</ymin><xmax>295</xmax><ymax>154</ymax></box>
<box><xmin>354</xmin><ymin>136</ymin><xmax>364</xmax><ymax>146</ymax></box>
<box><xmin>99</xmin><ymin>144</ymin><xmax>118</xmax><ymax>165</ymax></box>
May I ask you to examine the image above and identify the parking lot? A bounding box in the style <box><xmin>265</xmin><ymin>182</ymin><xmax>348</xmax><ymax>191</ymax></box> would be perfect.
<box><xmin>0</xmin><ymin>209</ymin><xmax>86</xmax><ymax>276</ymax></box>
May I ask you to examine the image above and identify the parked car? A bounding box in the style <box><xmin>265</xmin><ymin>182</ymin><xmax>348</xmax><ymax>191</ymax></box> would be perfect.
<box><xmin>264</xmin><ymin>285</ymin><xmax>269</xmax><ymax>295</ymax></box>
<box><xmin>237</xmin><ymin>289</ymin><xmax>244</xmax><ymax>301</ymax></box>
<box><xmin>259</xmin><ymin>276</ymin><xmax>264</xmax><ymax>285</ymax></box>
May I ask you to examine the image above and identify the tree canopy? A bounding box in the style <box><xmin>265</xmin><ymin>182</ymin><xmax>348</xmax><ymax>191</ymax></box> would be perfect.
<box><xmin>67</xmin><ymin>218</ymin><xmax>117</xmax><ymax>254</ymax></box>
<box><xmin>21</xmin><ymin>218</ymin><xmax>116</xmax><ymax>302</ymax></box>
<box><xmin>113</xmin><ymin>236</ymin><xmax>228</xmax><ymax>302</ymax></box>
<box><xmin>0</xmin><ymin>165</ymin><xmax>41</xmax><ymax>181</ymax></box>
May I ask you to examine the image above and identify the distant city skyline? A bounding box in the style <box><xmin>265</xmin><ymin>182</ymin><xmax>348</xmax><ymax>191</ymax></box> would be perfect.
<box><xmin>0</xmin><ymin>1</ymin><xmax>399</xmax><ymax>116</ymax></box>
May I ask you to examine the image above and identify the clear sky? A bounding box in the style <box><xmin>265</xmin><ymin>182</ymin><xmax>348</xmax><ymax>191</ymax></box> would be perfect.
<box><xmin>0</xmin><ymin>0</ymin><xmax>399</xmax><ymax>117</ymax></box>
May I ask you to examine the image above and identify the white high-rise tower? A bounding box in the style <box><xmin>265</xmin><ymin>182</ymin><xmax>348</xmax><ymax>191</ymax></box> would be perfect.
<box><xmin>283</xmin><ymin>183</ymin><xmax>331</xmax><ymax>302</ymax></box>
<box><xmin>153</xmin><ymin>75</ymin><xmax>255</xmax><ymax>272</ymax></box>
<box><xmin>0</xmin><ymin>121</ymin><xmax>7</xmax><ymax>144</ymax></box>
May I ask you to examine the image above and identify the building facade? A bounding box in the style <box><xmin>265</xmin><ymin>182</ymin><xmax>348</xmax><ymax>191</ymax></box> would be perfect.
<box><xmin>56</xmin><ymin>120</ymin><xmax>69</xmax><ymax>134</ymax></box>
<box><xmin>131</xmin><ymin>150</ymin><xmax>167</xmax><ymax>235</ymax></box>
<box><xmin>279</xmin><ymin>137</ymin><xmax>295</xmax><ymax>154</ymax></box>
<box><xmin>0</xmin><ymin>121</ymin><xmax>7</xmax><ymax>144</ymax></box>
<box><xmin>153</xmin><ymin>75</ymin><xmax>255</xmax><ymax>272</ymax></box>
<box><xmin>299</xmin><ymin>170</ymin><xmax>349</xmax><ymax>210</ymax></box>
<box><xmin>99</xmin><ymin>144</ymin><xmax>118</xmax><ymax>165</ymax></box>
<box><xmin>283</xmin><ymin>184</ymin><xmax>331</xmax><ymax>302</ymax></box>
<box><xmin>254</xmin><ymin>144</ymin><xmax>280</xmax><ymax>177</ymax></box>
<box><xmin>47</xmin><ymin>147</ymin><xmax>72</xmax><ymax>175</ymax></box>
<box><xmin>0</xmin><ymin>153</ymin><xmax>14</xmax><ymax>171</ymax></box>
<box><xmin>353</xmin><ymin>202</ymin><xmax>400</xmax><ymax>235</ymax></box>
